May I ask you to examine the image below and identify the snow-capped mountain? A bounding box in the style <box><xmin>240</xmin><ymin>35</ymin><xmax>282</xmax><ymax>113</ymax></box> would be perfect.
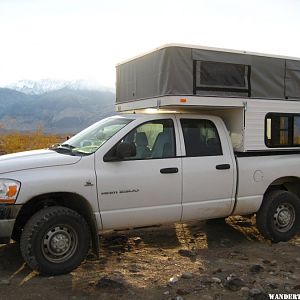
<box><xmin>7</xmin><ymin>79</ymin><xmax>114</xmax><ymax>95</ymax></box>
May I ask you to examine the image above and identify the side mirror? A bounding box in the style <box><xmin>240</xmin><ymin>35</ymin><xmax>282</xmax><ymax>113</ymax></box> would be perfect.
<box><xmin>103</xmin><ymin>142</ymin><xmax>136</xmax><ymax>162</ymax></box>
<box><xmin>116</xmin><ymin>142</ymin><xmax>136</xmax><ymax>159</ymax></box>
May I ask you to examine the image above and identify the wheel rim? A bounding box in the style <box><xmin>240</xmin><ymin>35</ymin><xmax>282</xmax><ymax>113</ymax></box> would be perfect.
<box><xmin>41</xmin><ymin>225</ymin><xmax>78</xmax><ymax>263</ymax></box>
<box><xmin>273</xmin><ymin>203</ymin><xmax>296</xmax><ymax>232</ymax></box>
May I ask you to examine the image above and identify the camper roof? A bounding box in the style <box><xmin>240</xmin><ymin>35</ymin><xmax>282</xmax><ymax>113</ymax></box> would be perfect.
<box><xmin>116</xmin><ymin>44</ymin><xmax>300</xmax><ymax>104</ymax></box>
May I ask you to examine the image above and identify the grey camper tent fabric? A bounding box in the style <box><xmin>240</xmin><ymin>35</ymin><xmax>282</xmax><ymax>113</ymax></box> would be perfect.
<box><xmin>116</xmin><ymin>45</ymin><xmax>300</xmax><ymax>103</ymax></box>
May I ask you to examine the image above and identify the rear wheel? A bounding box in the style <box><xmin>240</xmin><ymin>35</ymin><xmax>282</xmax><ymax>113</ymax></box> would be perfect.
<box><xmin>20</xmin><ymin>206</ymin><xmax>91</xmax><ymax>275</ymax></box>
<box><xmin>256</xmin><ymin>190</ymin><xmax>300</xmax><ymax>242</ymax></box>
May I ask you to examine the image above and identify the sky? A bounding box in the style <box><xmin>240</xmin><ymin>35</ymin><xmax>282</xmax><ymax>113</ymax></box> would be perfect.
<box><xmin>0</xmin><ymin>0</ymin><xmax>299</xmax><ymax>88</ymax></box>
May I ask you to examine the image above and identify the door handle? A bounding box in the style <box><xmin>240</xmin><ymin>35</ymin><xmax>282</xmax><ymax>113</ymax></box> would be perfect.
<box><xmin>160</xmin><ymin>168</ymin><xmax>179</xmax><ymax>174</ymax></box>
<box><xmin>216</xmin><ymin>164</ymin><xmax>231</xmax><ymax>170</ymax></box>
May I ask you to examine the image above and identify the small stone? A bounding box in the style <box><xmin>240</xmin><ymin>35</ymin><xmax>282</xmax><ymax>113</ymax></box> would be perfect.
<box><xmin>224</xmin><ymin>277</ymin><xmax>245</xmax><ymax>291</ymax></box>
<box><xmin>211</xmin><ymin>277</ymin><xmax>221</xmax><ymax>284</ymax></box>
<box><xmin>288</xmin><ymin>274</ymin><xmax>299</xmax><ymax>280</ymax></box>
<box><xmin>294</xmin><ymin>258</ymin><xmax>300</xmax><ymax>263</ymax></box>
<box><xmin>240</xmin><ymin>286</ymin><xmax>250</xmax><ymax>297</ymax></box>
<box><xmin>250</xmin><ymin>264</ymin><xmax>264</xmax><ymax>273</ymax></box>
<box><xmin>0</xmin><ymin>279</ymin><xmax>10</xmax><ymax>285</ymax></box>
<box><xmin>249</xmin><ymin>288</ymin><xmax>262</xmax><ymax>296</ymax></box>
<box><xmin>270</xmin><ymin>260</ymin><xmax>277</xmax><ymax>266</ymax></box>
<box><xmin>249</xmin><ymin>289</ymin><xmax>269</xmax><ymax>300</ymax></box>
<box><xmin>212</xmin><ymin>268</ymin><xmax>222</xmax><ymax>274</ymax></box>
<box><xmin>96</xmin><ymin>276</ymin><xmax>125</xmax><ymax>290</ymax></box>
<box><xmin>213</xmin><ymin>294</ymin><xmax>223</xmax><ymax>300</ymax></box>
<box><xmin>277</xmin><ymin>241</ymin><xmax>289</xmax><ymax>245</ymax></box>
<box><xmin>88</xmin><ymin>280</ymin><xmax>96</xmax><ymax>286</ymax></box>
<box><xmin>181</xmin><ymin>272</ymin><xmax>193</xmax><ymax>279</ymax></box>
<box><xmin>293</xmin><ymin>285</ymin><xmax>300</xmax><ymax>290</ymax></box>
<box><xmin>169</xmin><ymin>276</ymin><xmax>179</xmax><ymax>284</ymax></box>
<box><xmin>132</xmin><ymin>237</ymin><xmax>142</xmax><ymax>245</ymax></box>
<box><xmin>269</xmin><ymin>283</ymin><xmax>279</xmax><ymax>289</ymax></box>
<box><xmin>177</xmin><ymin>288</ymin><xmax>189</xmax><ymax>295</ymax></box>
<box><xmin>262</xmin><ymin>259</ymin><xmax>270</xmax><ymax>264</ymax></box>
<box><xmin>175</xmin><ymin>296</ymin><xmax>184</xmax><ymax>300</ymax></box>
<box><xmin>163</xmin><ymin>291</ymin><xmax>170</xmax><ymax>295</ymax></box>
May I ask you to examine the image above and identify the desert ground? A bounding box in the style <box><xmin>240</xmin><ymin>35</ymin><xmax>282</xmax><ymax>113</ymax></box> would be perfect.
<box><xmin>0</xmin><ymin>216</ymin><xmax>299</xmax><ymax>300</ymax></box>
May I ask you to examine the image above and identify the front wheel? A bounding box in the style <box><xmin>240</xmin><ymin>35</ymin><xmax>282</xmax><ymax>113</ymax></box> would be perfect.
<box><xmin>20</xmin><ymin>206</ymin><xmax>91</xmax><ymax>275</ymax></box>
<box><xmin>256</xmin><ymin>190</ymin><xmax>300</xmax><ymax>242</ymax></box>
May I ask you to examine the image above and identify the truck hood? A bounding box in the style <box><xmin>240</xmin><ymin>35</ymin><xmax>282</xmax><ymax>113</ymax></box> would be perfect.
<box><xmin>0</xmin><ymin>149</ymin><xmax>81</xmax><ymax>174</ymax></box>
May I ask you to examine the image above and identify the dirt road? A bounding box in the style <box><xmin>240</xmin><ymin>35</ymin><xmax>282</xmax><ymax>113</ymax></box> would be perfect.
<box><xmin>0</xmin><ymin>216</ymin><xmax>299</xmax><ymax>299</ymax></box>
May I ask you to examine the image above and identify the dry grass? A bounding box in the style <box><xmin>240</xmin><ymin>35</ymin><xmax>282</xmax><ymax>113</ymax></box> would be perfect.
<box><xmin>0</xmin><ymin>127</ymin><xmax>63</xmax><ymax>154</ymax></box>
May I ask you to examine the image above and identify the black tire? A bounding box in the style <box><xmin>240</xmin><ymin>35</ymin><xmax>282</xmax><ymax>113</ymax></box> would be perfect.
<box><xmin>20</xmin><ymin>206</ymin><xmax>91</xmax><ymax>275</ymax></box>
<box><xmin>256</xmin><ymin>190</ymin><xmax>300</xmax><ymax>242</ymax></box>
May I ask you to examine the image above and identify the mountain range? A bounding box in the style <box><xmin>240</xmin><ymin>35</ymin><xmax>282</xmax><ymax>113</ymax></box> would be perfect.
<box><xmin>0</xmin><ymin>80</ymin><xmax>116</xmax><ymax>134</ymax></box>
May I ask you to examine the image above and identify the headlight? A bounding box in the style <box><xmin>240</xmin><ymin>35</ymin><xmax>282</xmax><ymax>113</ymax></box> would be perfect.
<box><xmin>0</xmin><ymin>179</ymin><xmax>21</xmax><ymax>204</ymax></box>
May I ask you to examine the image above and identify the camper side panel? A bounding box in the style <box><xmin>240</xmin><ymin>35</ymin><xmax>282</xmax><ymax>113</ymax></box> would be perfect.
<box><xmin>245</xmin><ymin>99</ymin><xmax>300</xmax><ymax>150</ymax></box>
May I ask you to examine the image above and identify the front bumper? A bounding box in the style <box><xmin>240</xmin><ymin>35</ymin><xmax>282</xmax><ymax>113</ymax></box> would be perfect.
<box><xmin>0</xmin><ymin>205</ymin><xmax>22</xmax><ymax>243</ymax></box>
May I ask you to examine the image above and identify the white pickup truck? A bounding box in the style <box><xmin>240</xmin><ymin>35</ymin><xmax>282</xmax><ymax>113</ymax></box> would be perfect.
<box><xmin>0</xmin><ymin>113</ymin><xmax>300</xmax><ymax>275</ymax></box>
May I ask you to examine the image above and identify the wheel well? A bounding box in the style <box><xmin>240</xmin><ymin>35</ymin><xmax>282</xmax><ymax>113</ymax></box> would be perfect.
<box><xmin>12</xmin><ymin>192</ymin><xmax>99</xmax><ymax>256</ymax></box>
<box><xmin>265</xmin><ymin>176</ymin><xmax>300</xmax><ymax>200</ymax></box>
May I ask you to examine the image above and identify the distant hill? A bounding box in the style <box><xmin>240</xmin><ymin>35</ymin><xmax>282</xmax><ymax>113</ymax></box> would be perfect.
<box><xmin>0</xmin><ymin>86</ymin><xmax>115</xmax><ymax>134</ymax></box>
<box><xmin>7</xmin><ymin>79</ymin><xmax>113</xmax><ymax>95</ymax></box>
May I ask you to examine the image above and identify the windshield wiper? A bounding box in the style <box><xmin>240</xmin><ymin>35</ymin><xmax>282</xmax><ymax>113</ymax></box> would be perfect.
<box><xmin>60</xmin><ymin>143</ymin><xmax>75</xmax><ymax>149</ymax></box>
<box><xmin>49</xmin><ymin>143</ymin><xmax>78</xmax><ymax>155</ymax></box>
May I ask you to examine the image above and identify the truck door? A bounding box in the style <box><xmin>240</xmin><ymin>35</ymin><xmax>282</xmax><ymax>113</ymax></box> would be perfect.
<box><xmin>177</xmin><ymin>115</ymin><xmax>236</xmax><ymax>221</ymax></box>
<box><xmin>95</xmin><ymin>116</ymin><xmax>182</xmax><ymax>230</ymax></box>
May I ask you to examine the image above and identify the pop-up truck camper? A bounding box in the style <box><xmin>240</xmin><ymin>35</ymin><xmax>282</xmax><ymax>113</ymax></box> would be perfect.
<box><xmin>0</xmin><ymin>44</ymin><xmax>300</xmax><ymax>275</ymax></box>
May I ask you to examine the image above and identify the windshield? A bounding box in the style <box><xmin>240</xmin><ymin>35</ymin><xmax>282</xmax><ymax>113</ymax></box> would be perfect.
<box><xmin>55</xmin><ymin>116</ymin><xmax>133</xmax><ymax>155</ymax></box>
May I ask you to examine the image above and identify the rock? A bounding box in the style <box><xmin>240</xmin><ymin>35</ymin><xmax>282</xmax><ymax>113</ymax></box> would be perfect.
<box><xmin>270</xmin><ymin>260</ymin><xmax>277</xmax><ymax>266</ymax></box>
<box><xmin>277</xmin><ymin>242</ymin><xmax>289</xmax><ymax>245</ymax></box>
<box><xmin>128</xmin><ymin>264</ymin><xmax>140</xmax><ymax>273</ymax></box>
<box><xmin>224</xmin><ymin>277</ymin><xmax>245</xmax><ymax>291</ymax></box>
<box><xmin>178</xmin><ymin>249</ymin><xmax>196</xmax><ymax>257</ymax></box>
<box><xmin>177</xmin><ymin>288</ymin><xmax>190</xmax><ymax>295</ymax></box>
<box><xmin>250</xmin><ymin>264</ymin><xmax>264</xmax><ymax>273</ymax></box>
<box><xmin>169</xmin><ymin>276</ymin><xmax>179</xmax><ymax>284</ymax></box>
<box><xmin>240</xmin><ymin>286</ymin><xmax>250</xmax><ymax>297</ymax></box>
<box><xmin>269</xmin><ymin>283</ymin><xmax>279</xmax><ymax>289</ymax></box>
<box><xmin>132</xmin><ymin>237</ymin><xmax>142</xmax><ymax>245</ymax></box>
<box><xmin>88</xmin><ymin>280</ymin><xmax>96</xmax><ymax>286</ymax></box>
<box><xmin>0</xmin><ymin>279</ymin><xmax>10</xmax><ymax>285</ymax></box>
<box><xmin>253</xmin><ymin>283</ymin><xmax>265</xmax><ymax>293</ymax></box>
<box><xmin>163</xmin><ymin>291</ymin><xmax>170</xmax><ymax>295</ymax></box>
<box><xmin>262</xmin><ymin>259</ymin><xmax>270</xmax><ymax>264</ymax></box>
<box><xmin>175</xmin><ymin>296</ymin><xmax>184</xmax><ymax>300</ymax></box>
<box><xmin>294</xmin><ymin>257</ymin><xmax>300</xmax><ymax>263</ymax></box>
<box><xmin>249</xmin><ymin>288</ymin><xmax>262</xmax><ymax>296</ymax></box>
<box><xmin>200</xmin><ymin>276</ymin><xmax>216</xmax><ymax>285</ymax></box>
<box><xmin>249</xmin><ymin>289</ymin><xmax>269</xmax><ymax>300</ymax></box>
<box><xmin>212</xmin><ymin>268</ymin><xmax>222</xmax><ymax>274</ymax></box>
<box><xmin>96</xmin><ymin>276</ymin><xmax>125</xmax><ymax>290</ymax></box>
<box><xmin>211</xmin><ymin>277</ymin><xmax>221</xmax><ymax>284</ymax></box>
<box><xmin>213</xmin><ymin>294</ymin><xmax>223</xmax><ymax>300</ymax></box>
<box><xmin>181</xmin><ymin>272</ymin><xmax>193</xmax><ymax>279</ymax></box>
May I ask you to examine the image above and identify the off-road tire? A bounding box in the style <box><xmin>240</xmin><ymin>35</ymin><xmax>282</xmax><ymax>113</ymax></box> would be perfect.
<box><xmin>20</xmin><ymin>206</ymin><xmax>91</xmax><ymax>275</ymax></box>
<box><xmin>256</xmin><ymin>190</ymin><xmax>300</xmax><ymax>242</ymax></box>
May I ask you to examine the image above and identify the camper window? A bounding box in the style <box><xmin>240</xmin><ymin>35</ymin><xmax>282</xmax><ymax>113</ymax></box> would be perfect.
<box><xmin>194</xmin><ymin>61</ymin><xmax>250</xmax><ymax>95</ymax></box>
<box><xmin>265</xmin><ymin>113</ymin><xmax>300</xmax><ymax>147</ymax></box>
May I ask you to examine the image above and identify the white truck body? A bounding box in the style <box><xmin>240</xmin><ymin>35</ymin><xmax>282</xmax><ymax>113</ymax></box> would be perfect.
<box><xmin>1</xmin><ymin>44</ymin><xmax>300</xmax><ymax>275</ymax></box>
